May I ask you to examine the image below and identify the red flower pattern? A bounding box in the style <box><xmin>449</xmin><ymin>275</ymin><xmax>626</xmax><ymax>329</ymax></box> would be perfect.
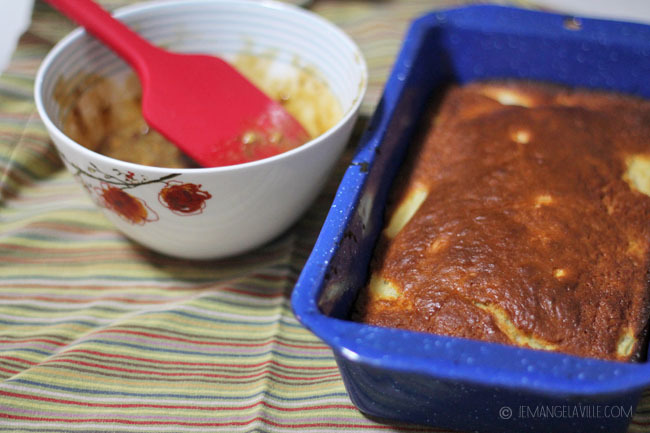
<box><xmin>158</xmin><ymin>181</ymin><xmax>212</xmax><ymax>215</ymax></box>
<box><xmin>67</xmin><ymin>157</ymin><xmax>211</xmax><ymax>225</ymax></box>
<box><xmin>96</xmin><ymin>183</ymin><xmax>158</xmax><ymax>225</ymax></box>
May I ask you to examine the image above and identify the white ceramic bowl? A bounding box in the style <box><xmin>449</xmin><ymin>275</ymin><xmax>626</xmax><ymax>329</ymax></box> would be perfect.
<box><xmin>35</xmin><ymin>0</ymin><xmax>367</xmax><ymax>259</ymax></box>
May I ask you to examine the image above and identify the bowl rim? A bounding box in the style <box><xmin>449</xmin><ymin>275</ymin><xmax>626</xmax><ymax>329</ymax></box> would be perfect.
<box><xmin>34</xmin><ymin>0</ymin><xmax>368</xmax><ymax>174</ymax></box>
<box><xmin>291</xmin><ymin>4</ymin><xmax>650</xmax><ymax>397</ymax></box>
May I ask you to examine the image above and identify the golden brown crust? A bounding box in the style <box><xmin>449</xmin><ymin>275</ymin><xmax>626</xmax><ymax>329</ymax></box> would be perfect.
<box><xmin>355</xmin><ymin>80</ymin><xmax>650</xmax><ymax>361</ymax></box>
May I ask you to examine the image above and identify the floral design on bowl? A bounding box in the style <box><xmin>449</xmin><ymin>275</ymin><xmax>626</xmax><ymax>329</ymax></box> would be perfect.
<box><xmin>95</xmin><ymin>182</ymin><xmax>159</xmax><ymax>225</ymax></box>
<box><xmin>158</xmin><ymin>181</ymin><xmax>212</xmax><ymax>215</ymax></box>
<box><xmin>62</xmin><ymin>154</ymin><xmax>212</xmax><ymax>224</ymax></box>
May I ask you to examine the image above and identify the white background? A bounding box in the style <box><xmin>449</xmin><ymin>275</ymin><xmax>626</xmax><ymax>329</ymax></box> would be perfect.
<box><xmin>531</xmin><ymin>0</ymin><xmax>650</xmax><ymax>24</ymax></box>
<box><xmin>0</xmin><ymin>0</ymin><xmax>34</xmax><ymax>75</ymax></box>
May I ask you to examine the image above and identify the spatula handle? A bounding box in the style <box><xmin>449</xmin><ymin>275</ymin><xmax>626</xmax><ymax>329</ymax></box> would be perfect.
<box><xmin>44</xmin><ymin>0</ymin><xmax>158</xmax><ymax>75</ymax></box>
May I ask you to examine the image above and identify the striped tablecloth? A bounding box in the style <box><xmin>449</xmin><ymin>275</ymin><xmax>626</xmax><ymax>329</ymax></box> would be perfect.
<box><xmin>1</xmin><ymin>1</ymin><xmax>649</xmax><ymax>432</ymax></box>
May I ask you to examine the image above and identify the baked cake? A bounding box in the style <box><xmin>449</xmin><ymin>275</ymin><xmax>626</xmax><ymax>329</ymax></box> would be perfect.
<box><xmin>355</xmin><ymin>81</ymin><xmax>650</xmax><ymax>361</ymax></box>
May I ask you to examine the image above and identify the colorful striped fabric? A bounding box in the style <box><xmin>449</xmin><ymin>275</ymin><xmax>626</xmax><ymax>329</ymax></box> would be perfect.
<box><xmin>1</xmin><ymin>1</ymin><xmax>649</xmax><ymax>432</ymax></box>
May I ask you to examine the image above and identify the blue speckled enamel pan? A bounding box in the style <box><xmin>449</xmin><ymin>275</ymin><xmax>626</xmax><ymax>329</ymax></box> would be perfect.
<box><xmin>292</xmin><ymin>5</ymin><xmax>650</xmax><ymax>433</ymax></box>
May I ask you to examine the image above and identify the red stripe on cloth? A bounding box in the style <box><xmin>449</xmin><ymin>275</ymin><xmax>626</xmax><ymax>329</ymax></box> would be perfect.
<box><xmin>0</xmin><ymin>282</ymin><xmax>284</xmax><ymax>297</ymax></box>
<box><xmin>64</xmin><ymin>349</ymin><xmax>339</xmax><ymax>370</ymax></box>
<box><xmin>0</xmin><ymin>356</ymin><xmax>39</xmax><ymax>365</ymax></box>
<box><xmin>41</xmin><ymin>359</ymin><xmax>340</xmax><ymax>380</ymax></box>
<box><xmin>0</xmin><ymin>390</ymin><xmax>357</xmax><ymax>412</ymax></box>
<box><xmin>0</xmin><ymin>295</ymin><xmax>182</xmax><ymax>304</ymax></box>
<box><xmin>0</xmin><ymin>413</ymin><xmax>439</xmax><ymax>430</ymax></box>
<box><xmin>94</xmin><ymin>329</ymin><xmax>329</xmax><ymax>349</ymax></box>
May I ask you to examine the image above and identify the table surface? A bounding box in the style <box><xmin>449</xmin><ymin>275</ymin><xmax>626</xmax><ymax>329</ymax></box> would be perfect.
<box><xmin>2</xmin><ymin>1</ymin><xmax>650</xmax><ymax>432</ymax></box>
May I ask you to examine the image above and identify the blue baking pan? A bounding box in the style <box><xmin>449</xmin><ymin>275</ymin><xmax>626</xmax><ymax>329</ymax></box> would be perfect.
<box><xmin>291</xmin><ymin>5</ymin><xmax>650</xmax><ymax>433</ymax></box>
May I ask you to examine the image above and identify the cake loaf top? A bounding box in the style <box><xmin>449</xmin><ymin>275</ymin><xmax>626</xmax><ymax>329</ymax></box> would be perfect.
<box><xmin>357</xmin><ymin>81</ymin><xmax>650</xmax><ymax>361</ymax></box>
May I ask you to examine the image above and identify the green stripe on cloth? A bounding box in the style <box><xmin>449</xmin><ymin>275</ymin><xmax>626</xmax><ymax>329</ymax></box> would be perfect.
<box><xmin>1</xmin><ymin>1</ymin><xmax>649</xmax><ymax>432</ymax></box>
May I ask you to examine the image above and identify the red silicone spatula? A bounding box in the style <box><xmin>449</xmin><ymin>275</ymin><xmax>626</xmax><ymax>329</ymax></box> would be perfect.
<box><xmin>45</xmin><ymin>0</ymin><xmax>311</xmax><ymax>167</ymax></box>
